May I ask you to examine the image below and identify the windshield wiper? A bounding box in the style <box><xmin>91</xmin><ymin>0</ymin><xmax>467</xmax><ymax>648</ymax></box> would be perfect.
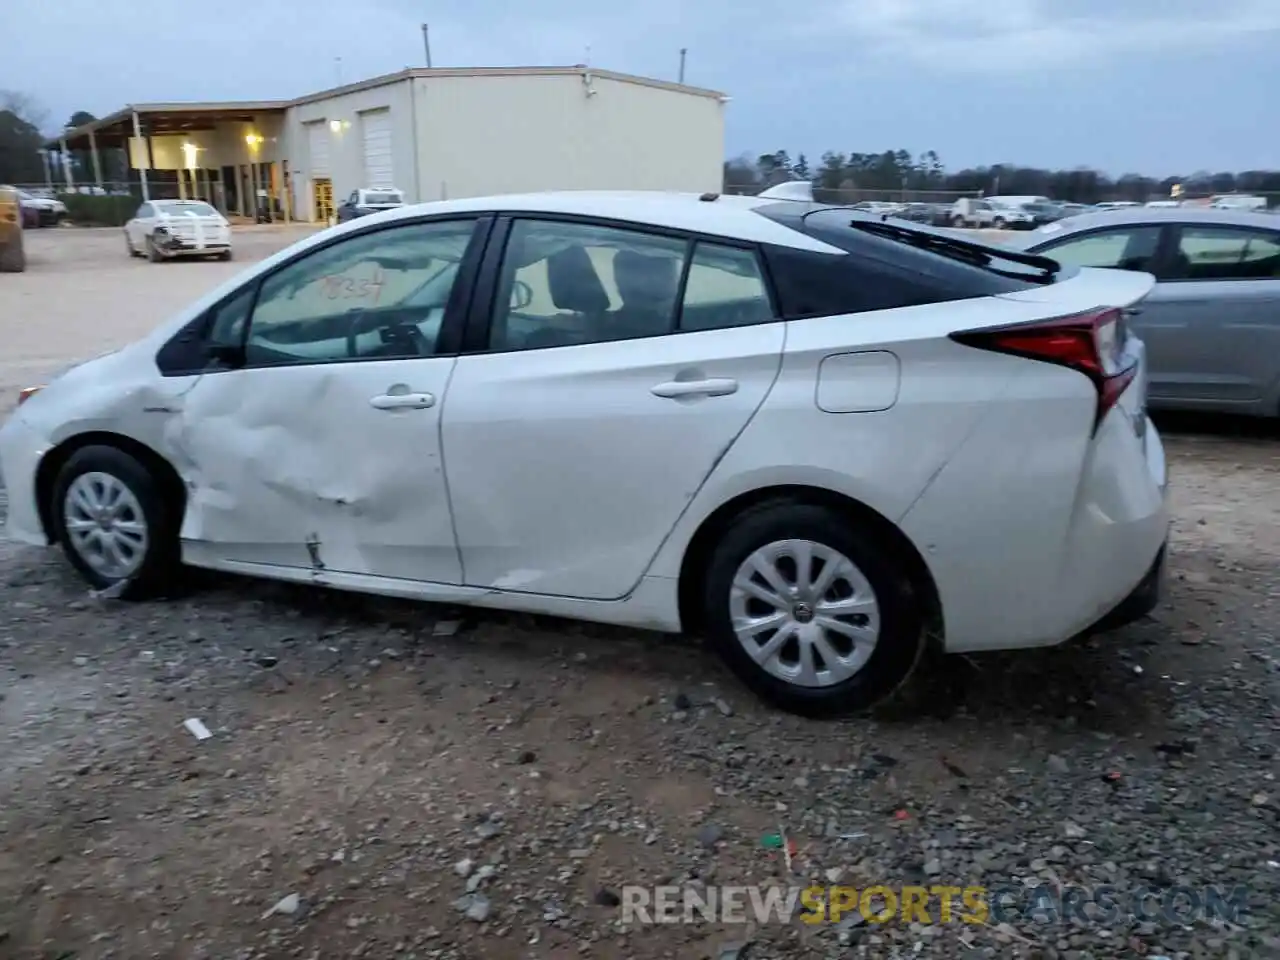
<box><xmin>844</xmin><ymin>218</ymin><xmax>1061</xmax><ymax>282</ymax></box>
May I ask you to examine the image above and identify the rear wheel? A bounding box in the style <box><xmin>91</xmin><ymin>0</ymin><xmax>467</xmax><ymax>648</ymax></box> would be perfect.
<box><xmin>950</xmin><ymin>215</ymin><xmax>967</xmax><ymax>227</ymax></box>
<box><xmin>992</xmin><ymin>217</ymin><xmax>1007</xmax><ymax>229</ymax></box>
<box><xmin>51</xmin><ymin>445</ymin><xmax>182</xmax><ymax>598</ymax></box>
<box><xmin>701</xmin><ymin>502</ymin><xmax>925</xmax><ymax>718</ymax></box>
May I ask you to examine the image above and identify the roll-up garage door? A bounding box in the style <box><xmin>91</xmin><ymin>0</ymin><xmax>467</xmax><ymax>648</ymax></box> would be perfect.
<box><xmin>307</xmin><ymin>121</ymin><xmax>331</xmax><ymax>178</ymax></box>
<box><xmin>360</xmin><ymin>109</ymin><xmax>393</xmax><ymax>187</ymax></box>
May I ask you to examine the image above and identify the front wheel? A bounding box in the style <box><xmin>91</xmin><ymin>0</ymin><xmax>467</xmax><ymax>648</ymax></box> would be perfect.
<box><xmin>52</xmin><ymin>445</ymin><xmax>182</xmax><ymax>598</ymax></box>
<box><xmin>146</xmin><ymin>236</ymin><xmax>163</xmax><ymax>262</ymax></box>
<box><xmin>701</xmin><ymin>502</ymin><xmax>925</xmax><ymax>718</ymax></box>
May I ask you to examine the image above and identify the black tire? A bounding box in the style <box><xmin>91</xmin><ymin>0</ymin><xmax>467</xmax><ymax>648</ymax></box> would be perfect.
<box><xmin>992</xmin><ymin>217</ymin><xmax>1007</xmax><ymax>229</ymax></box>
<box><xmin>219</xmin><ymin>249</ymin><xmax>233</xmax><ymax>261</ymax></box>
<box><xmin>950</xmin><ymin>215</ymin><xmax>966</xmax><ymax>227</ymax></box>
<box><xmin>701</xmin><ymin>501</ymin><xmax>925</xmax><ymax>718</ymax></box>
<box><xmin>51</xmin><ymin>445</ymin><xmax>183</xmax><ymax>599</ymax></box>
<box><xmin>146</xmin><ymin>236</ymin><xmax>163</xmax><ymax>262</ymax></box>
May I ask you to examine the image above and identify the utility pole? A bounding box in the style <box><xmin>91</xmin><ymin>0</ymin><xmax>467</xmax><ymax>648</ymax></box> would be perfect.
<box><xmin>421</xmin><ymin>24</ymin><xmax>432</xmax><ymax>67</ymax></box>
<box><xmin>678</xmin><ymin>48</ymin><xmax>687</xmax><ymax>84</ymax></box>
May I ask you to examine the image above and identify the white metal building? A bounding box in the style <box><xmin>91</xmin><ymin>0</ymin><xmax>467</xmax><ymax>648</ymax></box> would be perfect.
<box><xmin>53</xmin><ymin>66</ymin><xmax>729</xmax><ymax>223</ymax></box>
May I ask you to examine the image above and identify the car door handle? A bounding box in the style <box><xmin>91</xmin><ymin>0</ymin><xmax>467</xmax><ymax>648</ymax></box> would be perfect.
<box><xmin>369</xmin><ymin>392</ymin><xmax>435</xmax><ymax>410</ymax></box>
<box><xmin>650</xmin><ymin>378</ymin><xmax>739</xmax><ymax>399</ymax></box>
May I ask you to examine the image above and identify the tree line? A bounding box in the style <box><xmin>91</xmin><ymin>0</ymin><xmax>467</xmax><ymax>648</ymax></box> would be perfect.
<box><xmin>725</xmin><ymin>150</ymin><xmax>1280</xmax><ymax>204</ymax></box>
<box><xmin>0</xmin><ymin>91</ymin><xmax>106</xmax><ymax>184</ymax></box>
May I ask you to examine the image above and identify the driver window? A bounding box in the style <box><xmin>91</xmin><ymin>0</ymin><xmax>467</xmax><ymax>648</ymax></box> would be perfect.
<box><xmin>489</xmin><ymin>219</ymin><xmax>687</xmax><ymax>352</ymax></box>
<box><xmin>242</xmin><ymin>219</ymin><xmax>478</xmax><ymax>366</ymax></box>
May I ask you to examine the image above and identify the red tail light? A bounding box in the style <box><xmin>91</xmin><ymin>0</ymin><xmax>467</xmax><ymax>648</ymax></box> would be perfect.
<box><xmin>949</xmin><ymin>307</ymin><xmax>1138</xmax><ymax>430</ymax></box>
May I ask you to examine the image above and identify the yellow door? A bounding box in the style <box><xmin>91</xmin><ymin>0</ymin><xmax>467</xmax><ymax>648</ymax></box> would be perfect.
<box><xmin>312</xmin><ymin>178</ymin><xmax>334</xmax><ymax>223</ymax></box>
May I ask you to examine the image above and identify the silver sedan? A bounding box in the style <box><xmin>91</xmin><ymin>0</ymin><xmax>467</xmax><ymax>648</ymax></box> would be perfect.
<box><xmin>1020</xmin><ymin>207</ymin><xmax>1280</xmax><ymax>417</ymax></box>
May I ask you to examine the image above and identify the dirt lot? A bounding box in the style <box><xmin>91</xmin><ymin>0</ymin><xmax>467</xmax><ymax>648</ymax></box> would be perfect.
<box><xmin>1</xmin><ymin>229</ymin><xmax>1278</xmax><ymax>960</ymax></box>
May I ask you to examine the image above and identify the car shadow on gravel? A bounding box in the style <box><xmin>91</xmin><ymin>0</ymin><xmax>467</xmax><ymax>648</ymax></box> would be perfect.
<box><xmin>6</xmin><ymin>547</ymin><xmax>1190</xmax><ymax>737</ymax></box>
<box><xmin>174</xmin><ymin>561</ymin><xmax>1194</xmax><ymax>742</ymax></box>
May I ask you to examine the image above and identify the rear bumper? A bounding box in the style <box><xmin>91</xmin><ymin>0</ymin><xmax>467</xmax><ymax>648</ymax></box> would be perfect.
<box><xmin>902</xmin><ymin>379</ymin><xmax>1170</xmax><ymax>655</ymax></box>
<box><xmin>1084</xmin><ymin>541</ymin><xmax>1166</xmax><ymax>634</ymax></box>
<box><xmin>154</xmin><ymin>231</ymin><xmax>230</xmax><ymax>255</ymax></box>
<box><xmin>157</xmin><ymin>239</ymin><xmax>231</xmax><ymax>255</ymax></box>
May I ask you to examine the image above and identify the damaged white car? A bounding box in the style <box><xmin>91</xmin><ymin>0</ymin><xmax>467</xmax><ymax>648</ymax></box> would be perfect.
<box><xmin>0</xmin><ymin>191</ymin><xmax>1169</xmax><ymax>717</ymax></box>
<box><xmin>125</xmin><ymin>199</ymin><xmax>233</xmax><ymax>261</ymax></box>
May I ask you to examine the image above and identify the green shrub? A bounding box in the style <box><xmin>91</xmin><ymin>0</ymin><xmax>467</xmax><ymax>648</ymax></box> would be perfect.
<box><xmin>57</xmin><ymin>193</ymin><xmax>137</xmax><ymax>227</ymax></box>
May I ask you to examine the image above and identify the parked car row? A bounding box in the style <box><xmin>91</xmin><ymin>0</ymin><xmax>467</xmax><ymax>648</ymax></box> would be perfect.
<box><xmin>851</xmin><ymin>195</ymin><xmax>1277</xmax><ymax>231</ymax></box>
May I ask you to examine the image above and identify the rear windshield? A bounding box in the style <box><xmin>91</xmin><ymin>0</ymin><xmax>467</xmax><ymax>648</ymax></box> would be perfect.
<box><xmin>364</xmin><ymin>192</ymin><xmax>402</xmax><ymax>205</ymax></box>
<box><xmin>159</xmin><ymin>201</ymin><xmax>217</xmax><ymax>217</ymax></box>
<box><xmin>756</xmin><ymin>204</ymin><xmax>1059</xmax><ymax>290</ymax></box>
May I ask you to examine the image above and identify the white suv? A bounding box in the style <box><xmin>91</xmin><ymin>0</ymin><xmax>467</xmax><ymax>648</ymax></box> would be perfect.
<box><xmin>949</xmin><ymin>198</ymin><xmax>1033</xmax><ymax>230</ymax></box>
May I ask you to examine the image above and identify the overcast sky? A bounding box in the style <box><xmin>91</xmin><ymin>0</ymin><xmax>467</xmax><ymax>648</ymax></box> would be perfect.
<box><xmin>10</xmin><ymin>0</ymin><xmax>1280</xmax><ymax>174</ymax></box>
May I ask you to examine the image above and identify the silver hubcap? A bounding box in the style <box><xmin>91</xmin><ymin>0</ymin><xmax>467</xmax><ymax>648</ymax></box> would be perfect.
<box><xmin>63</xmin><ymin>472</ymin><xmax>149</xmax><ymax>580</ymax></box>
<box><xmin>729</xmin><ymin>539</ymin><xmax>880</xmax><ymax>688</ymax></box>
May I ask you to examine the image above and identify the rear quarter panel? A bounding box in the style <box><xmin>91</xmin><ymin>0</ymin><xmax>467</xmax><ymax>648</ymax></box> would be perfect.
<box><xmin>645</xmin><ymin>294</ymin><xmax>1099</xmax><ymax>595</ymax></box>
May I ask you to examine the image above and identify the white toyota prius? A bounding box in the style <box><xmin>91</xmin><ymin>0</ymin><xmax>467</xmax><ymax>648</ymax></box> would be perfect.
<box><xmin>0</xmin><ymin>189</ymin><xmax>1169</xmax><ymax>717</ymax></box>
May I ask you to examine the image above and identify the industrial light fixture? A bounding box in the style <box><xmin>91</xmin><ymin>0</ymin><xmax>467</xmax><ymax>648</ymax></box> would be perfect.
<box><xmin>181</xmin><ymin>142</ymin><xmax>200</xmax><ymax>168</ymax></box>
<box><xmin>244</xmin><ymin>133</ymin><xmax>265</xmax><ymax>146</ymax></box>
<box><xmin>328</xmin><ymin>119</ymin><xmax>342</xmax><ymax>133</ymax></box>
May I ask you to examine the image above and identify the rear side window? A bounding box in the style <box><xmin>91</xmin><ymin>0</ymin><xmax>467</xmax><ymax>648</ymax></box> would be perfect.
<box><xmin>762</xmin><ymin>246</ymin><xmax>953</xmax><ymax>318</ymax></box>
<box><xmin>754</xmin><ymin>204</ymin><xmax>1041</xmax><ymax>319</ymax></box>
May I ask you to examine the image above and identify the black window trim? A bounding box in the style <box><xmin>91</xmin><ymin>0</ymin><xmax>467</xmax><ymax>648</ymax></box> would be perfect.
<box><xmin>1161</xmin><ymin>222</ymin><xmax>1280</xmax><ymax>284</ymax></box>
<box><xmin>154</xmin><ymin>212</ymin><xmax>497</xmax><ymax>377</ymax></box>
<box><xmin>459</xmin><ymin>211</ymin><xmax>780</xmax><ymax>356</ymax></box>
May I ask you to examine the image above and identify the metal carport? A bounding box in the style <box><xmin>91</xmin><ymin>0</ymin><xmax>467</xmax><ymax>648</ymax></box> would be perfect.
<box><xmin>48</xmin><ymin>101</ymin><xmax>292</xmax><ymax>220</ymax></box>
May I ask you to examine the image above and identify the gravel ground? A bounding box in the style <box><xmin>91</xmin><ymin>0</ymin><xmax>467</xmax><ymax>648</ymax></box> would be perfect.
<box><xmin>1</xmin><ymin>230</ymin><xmax>1278</xmax><ymax>960</ymax></box>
